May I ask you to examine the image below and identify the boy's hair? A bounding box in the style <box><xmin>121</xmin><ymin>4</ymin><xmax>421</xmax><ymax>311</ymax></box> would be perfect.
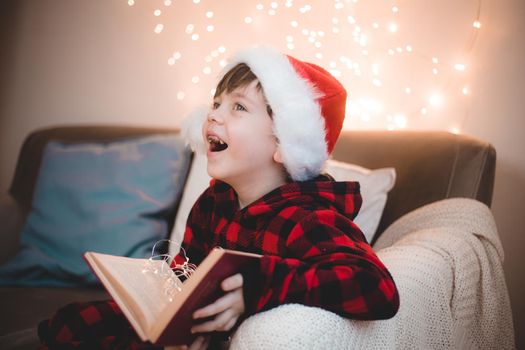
<box><xmin>215</xmin><ymin>63</ymin><xmax>273</xmax><ymax>117</ymax></box>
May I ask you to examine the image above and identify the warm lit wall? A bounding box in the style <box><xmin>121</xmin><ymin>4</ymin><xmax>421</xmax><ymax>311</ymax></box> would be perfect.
<box><xmin>0</xmin><ymin>0</ymin><xmax>524</xmax><ymax>347</ymax></box>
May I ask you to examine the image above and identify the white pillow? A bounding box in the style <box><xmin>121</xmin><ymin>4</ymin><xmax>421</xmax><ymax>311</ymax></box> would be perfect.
<box><xmin>169</xmin><ymin>156</ymin><xmax>395</xmax><ymax>254</ymax></box>
<box><xmin>324</xmin><ymin>159</ymin><xmax>396</xmax><ymax>243</ymax></box>
<box><xmin>169</xmin><ymin>154</ymin><xmax>211</xmax><ymax>255</ymax></box>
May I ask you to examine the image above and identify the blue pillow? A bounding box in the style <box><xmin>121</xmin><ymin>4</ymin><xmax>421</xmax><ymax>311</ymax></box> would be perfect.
<box><xmin>0</xmin><ymin>134</ymin><xmax>191</xmax><ymax>287</ymax></box>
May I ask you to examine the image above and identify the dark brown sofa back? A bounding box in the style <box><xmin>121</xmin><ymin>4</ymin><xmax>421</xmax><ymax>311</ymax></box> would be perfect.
<box><xmin>332</xmin><ymin>130</ymin><xmax>496</xmax><ymax>241</ymax></box>
<box><xmin>9</xmin><ymin>126</ymin><xmax>496</xmax><ymax>244</ymax></box>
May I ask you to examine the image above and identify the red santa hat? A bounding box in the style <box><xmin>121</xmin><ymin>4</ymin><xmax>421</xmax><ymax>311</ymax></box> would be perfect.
<box><xmin>183</xmin><ymin>45</ymin><xmax>347</xmax><ymax>181</ymax></box>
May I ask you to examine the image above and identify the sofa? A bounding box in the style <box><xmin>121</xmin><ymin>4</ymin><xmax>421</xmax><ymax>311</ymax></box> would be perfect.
<box><xmin>0</xmin><ymin>125</ymin><xmax>513</xmax><ymax>349</ymax></box>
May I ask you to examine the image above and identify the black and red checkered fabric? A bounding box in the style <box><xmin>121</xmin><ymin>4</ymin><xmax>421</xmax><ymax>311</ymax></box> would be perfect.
<box><xmin>38</xmin><ymin>175</ymin><xmax>398</xmax><ymax>349</ymax></box>
<box><xmin>183</xmin><ymin>175</ymin><xmax>399</xmax><ymax>320</ymax></box>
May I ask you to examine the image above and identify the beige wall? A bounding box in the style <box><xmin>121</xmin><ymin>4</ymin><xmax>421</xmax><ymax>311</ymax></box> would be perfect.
<box><xmin>1</xmin><ymin>0</ymin><xmax>523</xmax><ymax>346</ymax></box>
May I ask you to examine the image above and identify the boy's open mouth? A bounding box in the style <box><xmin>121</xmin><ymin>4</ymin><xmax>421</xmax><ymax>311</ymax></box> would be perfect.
<box><xmin>207</xmin><ymin>135</ymin><xmax>228</xmax><ymax>152</ymax></box>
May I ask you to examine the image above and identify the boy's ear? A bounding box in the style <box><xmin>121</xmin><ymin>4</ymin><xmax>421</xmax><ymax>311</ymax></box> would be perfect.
<box><xmin>273</xmin><ymin>148</ymin><xmax>284</xmax><ymax>164</ymax></box>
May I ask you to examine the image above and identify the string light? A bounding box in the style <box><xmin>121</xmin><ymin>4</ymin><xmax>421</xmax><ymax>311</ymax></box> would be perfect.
<box><xmin>129</xmin><ymin>0</ymin><xmax>483</xmax><ymax>133</ymax></box>
<box><xmin>154</xmin><ymin>24</ymin><xmax>163</xmax><ymax>33</ymax></box>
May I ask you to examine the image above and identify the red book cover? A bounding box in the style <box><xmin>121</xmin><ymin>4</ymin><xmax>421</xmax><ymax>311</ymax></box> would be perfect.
<box><xmin>154</xmin><ymin>248</ymin><xmax>261</xmax><ymax>345</ymax></box>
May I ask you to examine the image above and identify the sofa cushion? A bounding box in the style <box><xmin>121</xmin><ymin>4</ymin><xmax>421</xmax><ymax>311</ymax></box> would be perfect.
<box><xmin>0</xmin><ymin>135</ymin><xmax>191</xmax><ymax>287</ymax></box>
<box><xmin>324</xmin><ymin>160</ymin><xmax>396</xmax><ymax>243</ymax></box>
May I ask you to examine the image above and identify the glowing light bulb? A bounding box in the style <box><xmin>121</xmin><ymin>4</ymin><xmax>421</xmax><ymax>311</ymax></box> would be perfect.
<box><xmin>185</xmin><ymin>24</ymin><xmax>194</xmax><ymax>34</ymax></box>
<box><xmin>206</xmin><ymin>11</ymin><xmax>214</xmax><ymax>18</ymax></box>
<box><xmin>218</xmin><ymin>46</ymin><xmax>226</xmax><ymax>53</ymax></box>
<box><xmin>388</xmin><ymin>22</ymin><xmax>398</xmax><ymax>33</ymax></box>
<box><xmin>347</xmin><ymin>16</ymin><xmax>356</xmax><ymax>24</ymax></box>
<box><xmin>429</xmin><ymin>94</ymin><xmax>443</xmax><ymax>107</ymax></box>
<box><xmin>450</xmin><ymin>127</ymin><xmax>461</xmax><ymax>134</ymax></box>
<box><xmin>291</xmin><ymin>21</ymin><xmax>299</xmax><ymax>28</ymax></box>
<box><xmin>270</xmin><ymin>2</ymin><xmax>278</xmax><ymax>9</ymax></box>
<box><xmin>268</xmin><ymin>9</ymin><xmax>276</xmax><ymax>16</ymax></box>
<box><xmin>173</xmin><ymin>52</ymin><xmax>181</xmax><ymax>59</ymax></box>
<box><xmin>421</xmin><ymin>108</ymin><xmax>428</xmax><ymax>115</ymax></box>
<box><xmin>405</xmin><ymin>45</ymin><xmax>413</xmax><ymax>52</ymax></box>
<box><xmin>462</xmin><ymin>86</ymin><xmax>470</xmax><ymax>95</ymax></box>
<box><xmin>191</xmin><ymin>33</ymin><xmax>199</xmax><ymax>40</ymax></box>
<box><xmin>287</xmin><ymin>43</ymin><xmax>295</xmax><ymax>50</ymax></box>
<box><xmin>372</xmin><ymin>22</ymin><xmax>379</xmax><ymax>29</ymax></box>
<box><xmin>432</xmin><ymin>57</ymin><xmax>439</xmax><ymax>64</ymax></box>
<box><xmin>206</xmin><ymin>25</ymin><xmax>214</xmax><ymax>32</ymax></box>
<box><xmin>128</xmin><ymin>0</ymin><xmax>134</xmax><ymax>6</ymax></box>
<box><xmin>432</xmin><ymin>68</ymin><xmax>439</xmax><ymax>75</ymax></box>
<box><xmin>154</xmin><ymin>24</ymin><xmax>164</xmax><ymax>33</ymax></box>
<box><xmin>454</xmin><ymin>63</ymin><xmax>466</xmax><ymax>71</ymax></box>
<box><xmin>168</xmin><ymin>57</ymin><xmax>175</xmax><ymax>65</ymax></box>
<box><xmin>164</xmin><ymin>0</ymin><xmax>172</xmax><ymax>6</ymax></box>
<box><xmin>286</xmin><ymin>35</ymin><xmax>294</xmax><ymax>42</ymax></box>
<box><xmin>244</xmin><ymin>16</ymin><xmax>253</xmax><ymax>24</ymax></box>
<box><xmin>154</xmin><ymin>9</ymin><xmax>161</xmax><ymax>16</ymax></box>
<box><xmin>219</xmin><ymin>60</ymin><xmax>227</xmax><ymax>67</ymax></box>
<box><xmin>392</xmin><ymin>6</ymin><xmax>399</xmax><ymax>13</ymax></box>
<box><xmin>330</xmin><ymin>69</ymin><xmax>342</xmax><ymax>78</ymax></box>
<box><xmin>372</xmin><ymin>78</ymin><xmax>382</xmax><ymax>87</ymax></box>
<box><xmin>394</xmin><ymin>114</ymin><xmax>407</xmax><ymax>128</ymax></box>
<box><xmin>256</xmin><ymin>3</ymin><xmax>264</xmax><ymax>10</ymax></box>
<box><xmin>177</xmin><ymin>92</ymin><xmax>185</xmax><ymax>100</ymax></box>
<box><xmin>192</xmin><ymin>0</ymin><xmax>200</xmax><ymax>4</ymax></box>
<box><xmin>192</xmin><ymin>76</ymin><xmax>200</xmax><ymax>84</ymax></box>
<box><xmin>405</xmin><ymin>87</ymin><xmax>412</xmax><ymax>94</ymax></box>
<box><xmin>473</xmin><ymin>21</ymin><xmax>482</xmax><ymax>29</ymax></box>
<box><xmin>203</xmin><ymin>67</ymin><xmax>212</xmax><ymax>74</ymax></box>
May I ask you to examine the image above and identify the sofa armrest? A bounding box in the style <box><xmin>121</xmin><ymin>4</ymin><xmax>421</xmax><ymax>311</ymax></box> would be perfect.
<box><xmin>0</xmin><ymin>195</ymin><xmax>27</xmax><ymax>265</ymax></box>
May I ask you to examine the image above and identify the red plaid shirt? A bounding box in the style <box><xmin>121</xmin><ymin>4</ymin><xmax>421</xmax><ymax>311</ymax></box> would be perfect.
<box><xmin>182</xmin><ymin>175</ymin><xmax>399</xmax><ymax>320</ymax></box>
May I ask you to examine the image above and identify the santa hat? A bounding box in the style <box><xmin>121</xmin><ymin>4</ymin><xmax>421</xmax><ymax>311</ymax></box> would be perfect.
<box><xmin>182</xmin><ymin>46</ymin><xmax>347</xmax><ymax>181</ymax></box>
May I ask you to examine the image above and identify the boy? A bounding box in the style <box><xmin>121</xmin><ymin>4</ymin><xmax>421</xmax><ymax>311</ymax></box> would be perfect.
<box><xmin>38</xmin><ymin>46</ymin><xmax>399</xmax><ymax>349</ymax></box>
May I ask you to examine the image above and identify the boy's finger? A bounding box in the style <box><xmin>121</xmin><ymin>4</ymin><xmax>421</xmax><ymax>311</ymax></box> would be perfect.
<box><xmin>193</xmin><ymin>290</ymin><xmax>238</xmax><ymax>319</ymax></box>
<box><xmin>221</xmin><ymin>273</ymin><xmax>243</xmax><ymax>291</ymax></box>
<box><xmin>191</xmin><ymin>309</ymin><xmax>237</xmax><ymax>333</ymax></box>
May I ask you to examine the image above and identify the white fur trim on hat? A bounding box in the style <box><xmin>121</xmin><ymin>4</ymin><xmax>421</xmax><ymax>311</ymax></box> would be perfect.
<box><xmin>181</xmin><ymin>105</ymin><xmax>208</xmax><ymax>154</ymax></box>
<box><xmin>226</xmin><ymin>46</ymin><xmax>328</xmax><ymax>181</ymax></box>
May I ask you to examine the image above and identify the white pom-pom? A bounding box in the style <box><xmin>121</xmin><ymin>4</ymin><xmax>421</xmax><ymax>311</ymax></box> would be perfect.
<box><xmin>181</xmin><ymin>105</ymin><xmax>209</xmax><ymax>154</ymax></box>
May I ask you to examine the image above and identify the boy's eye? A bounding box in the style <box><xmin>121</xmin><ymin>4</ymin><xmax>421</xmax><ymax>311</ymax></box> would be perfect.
<box><xmin>212</xmin><ymin>102</ymin><xmax>220</xmax><ymax>109</ymax></box>
<box><xmin>234</xmin><ymin>103</ymin><xmax>247</xmax><ymax>112</ymax></box>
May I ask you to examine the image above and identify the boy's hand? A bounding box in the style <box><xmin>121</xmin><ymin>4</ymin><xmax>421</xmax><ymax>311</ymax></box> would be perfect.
<box><xmin>190</xmin><ymin>273</ymin><xmax>245</xmax><ymax>334</ymax></box>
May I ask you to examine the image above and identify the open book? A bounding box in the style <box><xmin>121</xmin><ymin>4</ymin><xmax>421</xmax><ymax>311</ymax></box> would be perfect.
<box><xmin>84</xmin><ymin>248</ymin><xmax>261</xmax><ymax>345</ymax></box>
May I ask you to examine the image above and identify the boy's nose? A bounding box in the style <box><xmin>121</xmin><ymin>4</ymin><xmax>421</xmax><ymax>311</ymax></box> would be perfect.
<box><xmin>207</xmin><ymin>110</ymin><xmax>224</xmax><ymax>123</ymax></box>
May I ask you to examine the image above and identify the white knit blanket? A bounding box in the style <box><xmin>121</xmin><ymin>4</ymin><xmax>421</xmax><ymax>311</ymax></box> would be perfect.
<box><xmin>230</xmin><ymin>198</ymin><xmax>515</xmax><ymax>349</ymax></box>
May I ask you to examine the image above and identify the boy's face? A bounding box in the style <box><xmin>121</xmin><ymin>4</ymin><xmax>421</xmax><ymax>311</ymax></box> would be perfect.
<box><xmin>202</xmin><ymin>80</ymin><xmax>284</xmax><ymax>188</ymax></box>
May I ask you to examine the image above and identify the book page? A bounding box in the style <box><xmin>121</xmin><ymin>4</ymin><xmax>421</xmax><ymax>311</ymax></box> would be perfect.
<box><xmin>87</xmin><ymin>253</ymin><xmax>178</xmax><ymax>339</ymax></box>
